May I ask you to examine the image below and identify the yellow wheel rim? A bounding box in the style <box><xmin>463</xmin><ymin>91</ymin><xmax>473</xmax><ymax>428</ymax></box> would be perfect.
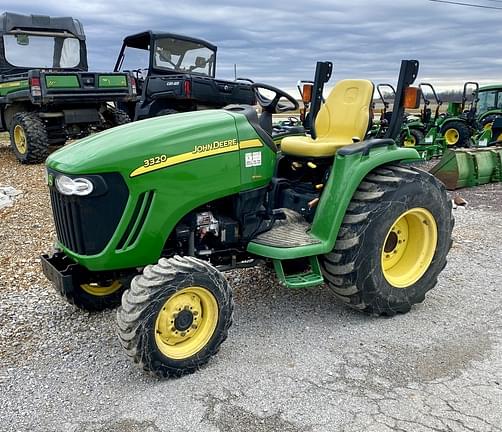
<box><xmin>13</xmin><ymin>125</ymin><xmax>27</xmax><ymax>154</ymax></box>
<box><xmin>155</xmin><ymin>286</ymin><xmax>218</xmax><ymax>360</ymax></box>
<box><xmin>381</xmin><ymin>208</ymin><xmax>438</xmax><ymax>288</ymax></box>
<box><xmin>403</xmin><ymin>135</ymin><xmax>416</xmax><ymax>147</ymax></box>
<box><xmin>444</xmin><ymin>128</ymin><xmax>459</xmax><ymax>146</ymax></box>
<box><xmin>80</xmin><ymin>280</ymin><xmax>122</xmax><ymax>296</ymax></box>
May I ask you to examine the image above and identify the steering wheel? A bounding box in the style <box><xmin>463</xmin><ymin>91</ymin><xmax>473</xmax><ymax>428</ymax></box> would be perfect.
<box><xmin>251</xmin><ymin>83</ymin><xmax>299</xmax><ymax>114</ymax></box>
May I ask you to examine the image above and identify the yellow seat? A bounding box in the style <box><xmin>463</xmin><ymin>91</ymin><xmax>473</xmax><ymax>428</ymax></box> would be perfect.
<box><xmin>281</xmin><ymin>79</ymin><xmax>374</xmax><ymax>158</ymax></box>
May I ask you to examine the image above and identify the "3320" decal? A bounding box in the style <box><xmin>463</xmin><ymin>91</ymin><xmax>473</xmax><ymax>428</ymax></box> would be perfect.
<box><xmin>143</xmin><ymin>155</ymin><xmax>168</xmax><ymax>167</ymax></box>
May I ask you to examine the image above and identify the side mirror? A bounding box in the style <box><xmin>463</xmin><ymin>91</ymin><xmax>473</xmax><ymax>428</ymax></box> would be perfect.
<box><xmin>403</xmin><ymin>87</ymin><xmax>421</xmax><ymax>109</ymax></box>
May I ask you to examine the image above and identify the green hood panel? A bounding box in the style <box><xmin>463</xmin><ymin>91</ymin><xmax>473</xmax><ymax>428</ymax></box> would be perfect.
<box><xmin>47</xmin><ymin>110</ymin><xmax>239</xmax><ymax>175</ymax></box>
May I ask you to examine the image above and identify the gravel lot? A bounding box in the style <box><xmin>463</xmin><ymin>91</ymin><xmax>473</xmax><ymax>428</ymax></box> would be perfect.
<box><xmin>1</xmin><ymin>135</ymin><xmax>501</xmax><ymax>432</ymax></box>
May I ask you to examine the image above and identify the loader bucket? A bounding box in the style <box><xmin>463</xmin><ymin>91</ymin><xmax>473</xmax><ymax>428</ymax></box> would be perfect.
<box><xmin>429</xmin><ymin>147</ymin><xmax>502</xmax><ymax>190</ymax></box>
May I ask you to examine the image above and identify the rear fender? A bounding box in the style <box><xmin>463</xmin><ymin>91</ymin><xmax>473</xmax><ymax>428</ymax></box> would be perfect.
<box><xmin>310</xmin><ymin>142</ymin><xmax>419</xmax><ymax>251</ymax></box>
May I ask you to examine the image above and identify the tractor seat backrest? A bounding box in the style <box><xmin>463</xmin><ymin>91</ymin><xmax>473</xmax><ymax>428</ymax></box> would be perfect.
<box><xmin>314</xmin><ymin>79</ymin><xmax>375</xmax><ymax>142</ymax></box>
<box><xmin>280</xmin><ymin>79</ymin><xmax>375</xmax><ymax>158</ymax></box>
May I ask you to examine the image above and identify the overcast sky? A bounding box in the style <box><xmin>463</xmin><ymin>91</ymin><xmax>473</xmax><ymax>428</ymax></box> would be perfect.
<box><xmin>4</xmin><ymin>0</ymin><xmax>502</xmax><ymax>92</ymax></box>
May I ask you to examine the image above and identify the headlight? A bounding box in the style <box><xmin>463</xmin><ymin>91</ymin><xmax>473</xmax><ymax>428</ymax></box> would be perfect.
<box><xmin>55</xmin><ymin>175</ymin><xmax>94</xmax><ymax>196</ymax></box>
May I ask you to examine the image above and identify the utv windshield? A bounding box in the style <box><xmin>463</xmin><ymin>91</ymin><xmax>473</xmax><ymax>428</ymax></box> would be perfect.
<box><xmin>3</xmin><ymin>33</ymin><xmax>82</xmax><ymax>69</ymax></box>
<box><xmin>153</xmin><ymin>37</ymin><xmax>215</xmax><ymax>76</ymax></box>
<box><xmin>477</xmin><ymin>89</ymin><xmax>502</xmax><ymax>115</ymax></box>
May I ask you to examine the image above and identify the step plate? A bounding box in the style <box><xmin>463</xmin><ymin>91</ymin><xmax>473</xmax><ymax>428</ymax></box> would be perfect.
<box><xmin>252</xmin><ymin>221</ymin><xmax>321</xmax><ymax>248</ymax></box>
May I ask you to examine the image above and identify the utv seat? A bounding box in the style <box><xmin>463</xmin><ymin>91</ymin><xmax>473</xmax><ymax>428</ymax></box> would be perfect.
<box><xmin>281</xmin><ymin>79</ymin><xmax>374</xmax><ymax>158</ymax></box>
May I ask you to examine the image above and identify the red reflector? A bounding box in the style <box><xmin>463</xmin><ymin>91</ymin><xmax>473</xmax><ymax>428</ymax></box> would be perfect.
<box><xmin>184</xmin><ymin>80</ymin><xmax>191</xmax><ymax>98</ymax></box>
<box><xmin>30</xmin><ymin>77</ymin><xmax>41</xmax><ymax>87</ymax></box>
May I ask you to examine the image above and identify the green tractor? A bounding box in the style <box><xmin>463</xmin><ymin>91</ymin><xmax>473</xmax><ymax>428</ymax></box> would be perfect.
<box><xmin>0</xmin><ymin>12</ymin><xmax>136</xmax><ymax>164</ymax></box>
<box><xmin>476</xmin><ymin>84</ymin><xmax>502</xmax><ymax>129</ymax></box>
<box><xmin>401</xmin><ymin>83</ymin><xmax>442</xmax><ymax>146</ymax></box>
<box><xmin>436</xmin><ymin>81</ymin><xmax>479</xmax><ymax>148</ymax></box>
<box><xmin>41</xmin><ymin>60</ymin><xmax>453</xmax><ymax>377</ymax></box>
<box><xmin>368</xmin><ymin>83</ymin><xmax>396</xmax><ymax>139</ymax></box>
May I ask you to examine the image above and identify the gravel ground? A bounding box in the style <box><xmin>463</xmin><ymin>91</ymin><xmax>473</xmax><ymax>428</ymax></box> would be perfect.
<box><xmin>1</xmin><ymin>136</ymin><xmax>502</xmax><ymax>432</ymax></box>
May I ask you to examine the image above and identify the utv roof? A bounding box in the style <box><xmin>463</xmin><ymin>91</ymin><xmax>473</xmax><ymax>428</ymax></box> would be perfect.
<box><xmin>123</xmin><ymin>30</ymin><xmax>217</xmax><ymax>52</ymax></box>
<box><xmin>0</xmin><ymin>12</ymin><xmax>85</xmax><ymax>39</ymax></box>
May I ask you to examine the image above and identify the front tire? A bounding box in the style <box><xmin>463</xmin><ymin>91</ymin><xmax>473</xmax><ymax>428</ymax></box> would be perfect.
<box><xmin>9</xmin><ymin>112</ymin><xmax>49</xmax><ymax>164</ymax></box>
<box><xmin>321</xmin><ymin>164</ymin><xmax>453</xmax><ymax>315</ymax></box>
<box><xmin>56</xmin><ymin>276</ymin><xmax>131</xmax><ymax>311</ymax></box>
<box><xmin>400</xmin><ymin>128</ymin><xmax>424</xmax><ymax>147</ymax></box>
<box><xmin>117</xmin><ymin>256</ymin><xmax>233</xmax><ymax>378</ymax></box>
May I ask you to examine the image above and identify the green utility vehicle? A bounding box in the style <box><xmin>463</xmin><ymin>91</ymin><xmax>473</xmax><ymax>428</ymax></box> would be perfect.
<box><xmin>41</xmin><ymin>60</ymin><xmax>453</xmax><ymax>377</ymax></box>
<box><xmin>113</xmin><ymin>31</ymin><xmax>255</xmax><ymax>120</ymax></box>
<box><xmin>0</xmin><ymin>12</ymin><xmax>135</xmax><ymax>163</ymax></box>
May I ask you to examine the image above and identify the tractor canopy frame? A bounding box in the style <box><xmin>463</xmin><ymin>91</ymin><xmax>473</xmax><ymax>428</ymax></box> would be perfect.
<box><xmin>114</xmin><ymin>30</ymin><xmax>218</xmax><ymax>78</ymax></box>
<box><xmin>0</xmin><ymin>12</ymin><xmax>88</xmax><ymax>75</ymax></box>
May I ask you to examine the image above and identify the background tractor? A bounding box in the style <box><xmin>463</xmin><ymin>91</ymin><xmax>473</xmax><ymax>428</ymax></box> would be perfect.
<box><xmin>368</xmin><ymin>83</ymin><xmax>396</xmax><ymax>139</ymax></box>
<box><xmin>438</xmin><ymin>81</ymin><xmax>479</xmax><ymax>148</ymax></box>
<box><xmin>41</xmin><ymin>59</ymin><xmax>453</xmax><ymax>378</ymax></box>
<box><xmin>476</xmin><ymin>84</ymin><xmax>502</xmax><ymax>128</ymax></box>
<box><xmin>113</xmin><ymin>30</ymin><xmax>255</xmax><ymax>120</ymax></box>
<box><xmin>0</xmin><ymin>12</ymin><xmax>135</xmax><ymax>164</ymax></box>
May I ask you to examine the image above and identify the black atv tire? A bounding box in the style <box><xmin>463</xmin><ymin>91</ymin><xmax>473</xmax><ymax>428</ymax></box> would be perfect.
<box><xmin>117</xmin><ymin>256</ymin><xmax>233</xmax><ymax>378</ymax></box>
<box><xmin>56</xmin><ymin>276</ymin><xmax>132</xmax><ymax>312</ymax></box>
<box><xmin>103</xmin><ymin>108</ymin><xmax>130</xmax><ymax>128</ymax></box>
<box><xmin>320</xmin><ymin>164</ymin><xmax>453</xmax><ymax>316</ymax></box>
<box><xmin>9</xmin><ymin>112</ymin><xmax>49</xmax><ymax>164</ymax></box>
<box><xmin>440</xmin><ymin>120</ymin><xmax>470</xmax><ymax>147</ymax></box>
<box><xmin>399</xmin><ymin>128</ymin><xmax>424</xmax><ymax>147</ymax></box>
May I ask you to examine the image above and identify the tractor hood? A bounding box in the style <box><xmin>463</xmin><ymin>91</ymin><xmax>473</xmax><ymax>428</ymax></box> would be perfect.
<box><xmin>46</xmin><ymin>110</ymin><xmax>240</xmax><ymax>176</ymax></box>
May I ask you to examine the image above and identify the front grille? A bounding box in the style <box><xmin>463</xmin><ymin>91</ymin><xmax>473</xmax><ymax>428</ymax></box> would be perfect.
<box><xmin>50</xmin><ymin>189</ymin><xmax>86</xmax><ymax>254</ymax></box>
<box><xmin>49</xmin><ymin>171</ymin><xmax>129</xmax><ymax>255</ymax></box>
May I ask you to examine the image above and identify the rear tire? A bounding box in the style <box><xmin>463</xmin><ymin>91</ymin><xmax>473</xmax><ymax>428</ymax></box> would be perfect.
<box><xmin>9</xmin><ymin>112</ymin><xmax>49</xmax><ymax>164</ymax></box>
<box><xmin>440</xmin><ymin>120</ymin><xmax>470</xmax><ymax>147</ymax></box>
<box><xmin>103</xmin><ymin>108</ymin><xmax>130</xmax><ymax>128</ymax></box>
<box><xmin>117</xmin><ymin>256</ymin><xmax>233</xmax><ymax>378</ymax></box>
<box><xmin>320</xmin><ymin>164</ymin><xmax>453</xmax><ymax>315</ymax></box>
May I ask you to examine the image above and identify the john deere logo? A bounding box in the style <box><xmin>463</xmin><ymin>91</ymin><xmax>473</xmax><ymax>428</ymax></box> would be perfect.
<box><xmin>192</xmin><ymin>139</ymin><xmax>238</xmax><ymax>154</ymax></box>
